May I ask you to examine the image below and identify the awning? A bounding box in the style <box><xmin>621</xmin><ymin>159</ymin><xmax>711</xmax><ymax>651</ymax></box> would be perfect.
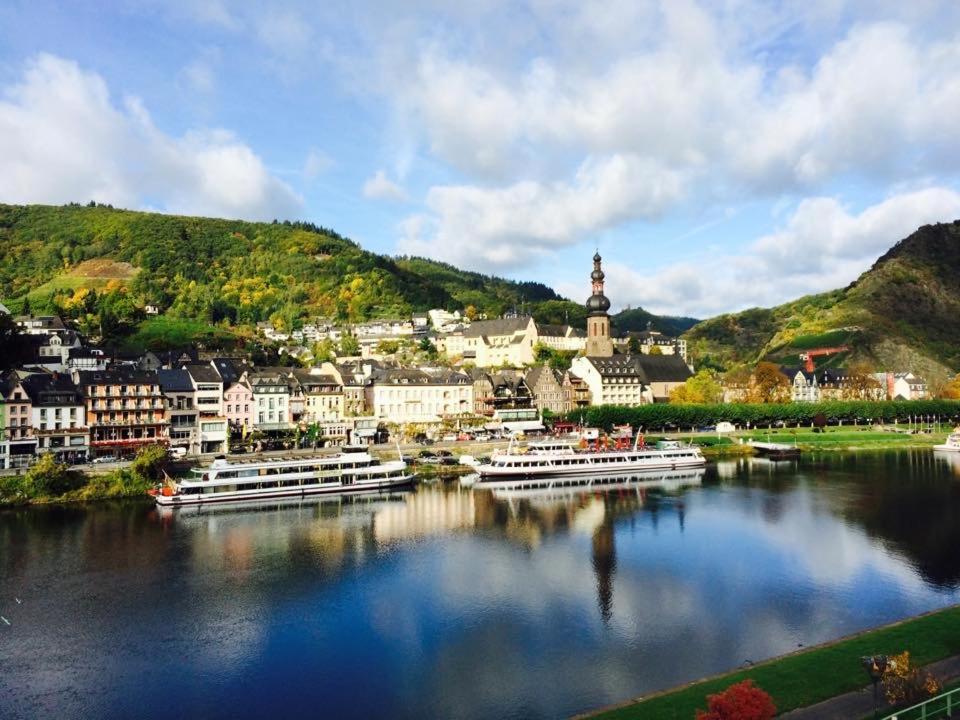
<box><xmin>502</xmin><ymin>420</ymin><xmax>545</xmax><ymax>433</ymax></box>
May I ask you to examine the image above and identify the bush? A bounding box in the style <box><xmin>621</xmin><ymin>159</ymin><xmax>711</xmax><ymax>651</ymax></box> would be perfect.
<box><xmin>129</xmin><ymin>444</ymin><xmax>169</xmax><ymax>481</ymax></box>
<box><xmin>695</xmin><ymin>680</ymin><xmax>776</xmax><ymax>720</ymax></box>
<box><xmin>882</xmin><ymin>651</ymin><xmax>941</xmax><ymax>707</ymax></box>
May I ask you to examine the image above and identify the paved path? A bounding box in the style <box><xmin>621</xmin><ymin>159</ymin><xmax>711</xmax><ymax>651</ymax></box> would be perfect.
<box><xmin>780</xmin><ymin>654</ymin><xmax>960</xmax><ymax>719</ymax></box>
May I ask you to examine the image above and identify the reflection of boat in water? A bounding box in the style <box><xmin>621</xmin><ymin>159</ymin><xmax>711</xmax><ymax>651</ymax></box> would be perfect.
<box><xmin>153</xmin><ymin>445</ymin><xmax>414</xmax><ymax>507</ymax></box>
<box><xmin>474</xmin><ymin>438</ymin><xmax>705</xmax><ymax>482</ymax></box>
<box><xmin>155</xmin><ymin>488</ymin><xmax>412</xmax><ymax>518</ymax></box>
<box><xmin>486</xmin><ymin>466</ymin><xmax>706</xmax><ymax>500</ymax></box>
<box><xmin>934</xmin><ymin>428</ymin><xmax>960</xmax><ymax>453</ymax></box>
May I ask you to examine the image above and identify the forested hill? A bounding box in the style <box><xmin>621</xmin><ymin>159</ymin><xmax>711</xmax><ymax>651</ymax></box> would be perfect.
<box><xmin>683</xmin><ymin>220</ymin><xmax>960</xmax><ymax>380</ymax></box>
<box><xmin>0</xmin><ymin>203</ymin><xmax>690</xmax><ymax>348</ymax></box>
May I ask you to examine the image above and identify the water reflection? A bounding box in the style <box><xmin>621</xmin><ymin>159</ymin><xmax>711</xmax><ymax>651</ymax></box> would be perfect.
<box><xmin>2</xmin><ymin>451</ymin><xmax>960</xmax><ymax>720</ymax></box>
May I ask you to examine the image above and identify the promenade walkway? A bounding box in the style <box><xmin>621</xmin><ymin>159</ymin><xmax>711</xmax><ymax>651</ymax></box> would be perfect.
<box><xmin>780</xmin><ymin>654</ymin><xmax>960</xmax><ymax>720</ymax></box>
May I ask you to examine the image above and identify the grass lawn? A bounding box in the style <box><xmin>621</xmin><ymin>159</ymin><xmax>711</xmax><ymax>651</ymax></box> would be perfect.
<box><xmin>587</xmin><ymin>605</ymin><xmax>960</xmax><ymax>719</ymax></box>
<box><xmin>737</xmin><ymin>427</ymin><xmax>947</xmax><ymax>450</ymax></box>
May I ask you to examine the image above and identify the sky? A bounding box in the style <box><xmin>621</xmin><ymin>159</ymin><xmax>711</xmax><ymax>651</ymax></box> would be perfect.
<box><xmin>1</xmin><ymin>0</ymin><xmax>959</xmax><ymax>319</ymax></box>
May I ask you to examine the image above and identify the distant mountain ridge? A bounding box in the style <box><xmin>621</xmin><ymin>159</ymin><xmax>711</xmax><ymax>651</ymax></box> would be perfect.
<box><xmin>684</xmin><ymin>220</ymin><xmax>960</xmax><ymax>380</ymax></box>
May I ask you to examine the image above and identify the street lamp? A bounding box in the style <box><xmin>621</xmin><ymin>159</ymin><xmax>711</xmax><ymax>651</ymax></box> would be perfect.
<box><xmin>861</xmin><ymin>655</ymin><xmax>888</xmax><ymax>718</ymax></box>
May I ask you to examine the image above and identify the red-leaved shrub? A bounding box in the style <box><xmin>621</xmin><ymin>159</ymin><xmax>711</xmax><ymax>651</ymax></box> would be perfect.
<box><xmin>695</xmin><ymin>679</ymin><xmax>776</xmax><ymax>720</ymax></box>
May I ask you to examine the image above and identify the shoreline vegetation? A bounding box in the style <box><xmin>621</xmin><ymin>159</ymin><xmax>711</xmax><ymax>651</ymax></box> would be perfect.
<box><xmin>582</xmin><ymin>604</ymin><xmax>960</xmax><ymax>720</ymax></box>
<box><xmin>1</xmin><ymin>425</ymin><xmax>954</xmax><ymax>507</ymax></box>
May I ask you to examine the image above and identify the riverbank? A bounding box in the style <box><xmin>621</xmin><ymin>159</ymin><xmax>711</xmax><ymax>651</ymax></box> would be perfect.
<box><xmin>581</xmin><ymin>604</ymin><xmax>960</xmax><ymax>719</ymax></box>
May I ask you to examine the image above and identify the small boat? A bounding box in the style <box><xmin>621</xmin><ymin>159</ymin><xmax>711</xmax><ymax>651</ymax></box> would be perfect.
<box><xmin>473</xmin><ymin>435</ymin><xmax>705</xmax><ymax>484</ymax></box>
<box><xmin>748</xmin><ymin>441</ymin><xmax>801</xmax><ymax>460</ymax></box>
<box><xmin>934</xmin><ymin>428</ymin><xmax>960</xmax><ymax>453</ymax></box>
<box><xmin>153</xmin><ymin>444</ymin><xmax>414</xmax><ymax>507</ymax></box>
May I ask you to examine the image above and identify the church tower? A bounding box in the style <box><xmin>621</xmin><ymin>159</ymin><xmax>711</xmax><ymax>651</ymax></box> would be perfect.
<box><xmin>585</xmin><ymin>252</ymin><xmax>614</xmax><ymax>357</ymax></box>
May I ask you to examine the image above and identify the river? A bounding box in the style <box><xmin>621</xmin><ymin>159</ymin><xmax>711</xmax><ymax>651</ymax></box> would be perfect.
<box><xmin>2</xmin><ymin>450</ymin><xmax>960</xmax><ymax>719</ymax></box>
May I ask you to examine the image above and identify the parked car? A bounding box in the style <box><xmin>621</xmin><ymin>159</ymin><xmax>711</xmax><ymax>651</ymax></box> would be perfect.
<box><xmin>92</xmin><ymin>455</ymin><xmax>118</xmax><ymax>464</ymax></box>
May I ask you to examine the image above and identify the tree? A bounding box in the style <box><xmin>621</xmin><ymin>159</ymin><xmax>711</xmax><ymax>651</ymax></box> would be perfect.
<box><xmin>941</xmin><ymin>373</ymin><xmax>960</xmax><ymax>399</ymax></box>
<box><xmin>339</xmin><ymin>332</ymin><xmax>360</xmax><ymax>357</ymax></box>
<box><xmin>843</xmin><ymin>361</ymin><xmax>881</xmax><ymax>400</ymax></box>
<box><xmin>749</xmin><ymin>362</ymin><xmax>791</xmax><ymax>403</ymax></box>
<box><xmin>648</xmin><ymin>345</ymin><xmax>663</xmax><ymax>356</ymax></box>
<box><xmin>882</xmin><ymin>651</ymin><xmax>941</xmax><ymax>707</ymax></box>
<box><xmin>464</xmin><ymin>304</ymin><xmax>478</xmax><ymax>321</ymax></box>
<box><xmin>311</xmin><ymin>338</ymin><xmax>336</xmax><ymax>364</ymax></box>
<box><xmin>376</xmin><ymin>340</ymin><xmax>401</xmax><ymax>355</ymax></box>
<box><xmin>696</xmin><ymin>680</ymin><xmax>776</xmax><ymax>720</ymax></box>
<box><xmin>627</xmin><ymin>336</ymin><xmax>641</xmax><ymax>353</ymax></box>
<box><xmin>670</xmin><ymin>369</ymin><xmax>723</xmax><ymax>404</ymax></box>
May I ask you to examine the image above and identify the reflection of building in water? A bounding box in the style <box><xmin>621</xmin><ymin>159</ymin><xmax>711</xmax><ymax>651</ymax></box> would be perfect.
<box><xmin>592</xmin><ymin>521</ymin><xmax>616</xmax><ymax>623</ymax></box>
<box><xmin>714</xmin><ymin>459</ymin><xmax>742</xmax><ymax>480</ymax></box>
<box><xmin>374</xmin><ymin>488</ymin><xmax>477</xmax><ymax>542</ymax></box>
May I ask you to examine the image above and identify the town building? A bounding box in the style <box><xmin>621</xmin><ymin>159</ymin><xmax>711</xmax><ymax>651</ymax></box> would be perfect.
<box><xmin>585</xmin><ymin>253</ymin><xmax>615</xmax><ymax>357</ymax></box>
<box><xmin>526</xmin><ymin>366</ymin><xmax>569</xmax><ymax>414</ymax></box>
<box><xmin>1</xmin><ymin>372</ymin><xmax>38</xmax><ymax>468</ymax></box>
<box><xmin>562</xmin><ymin>370</ymin><xmax>592</xmax><ymax>410</ymax></box>
<box><xmin>367</xmin><ymin>368</ymin><xmax>473</xmax><ymax>424</ymax></box>
<box><xmin>536</xmin><ymin>324</ymin><xmax>587</xmax><ymax>353</ymax></box>
<box><xmin>15</xmin><ymin>315</ymin><xmax>67</xmax><ymax>336</ymax></box>
<box><xmin>618</xmin><ymin>324</ymin><xmax>688</xmax><ymax>362</ymax></box>
<box><xmin>212</xmin><ymin>358</ymin><xmax>253</xmax><ymax>433</ymax></box>
<box><xmin>157</xmin><ymin>369</ymin><xmax>197</xmax><ymax>454</ymax></box>
<box><xmin>22</xmin><ymin>373</ymin><xmax>88</xmax><ymax>464</ymax></box>
<box><xmin>462</xmin><ymin>316</ymin><xmax>538</xmax><ymax>367</ymax></box>
<box><xmin>571</xmin><ymin>253</ymin><xmax>693</xmax><ymax>405</ymax></box>
<box><xmin>247</xmin><ymin>370</ymin><xmax>293</xmax><ymax>432</ymax></box>
<box><xmin>185</xmin><ymin>363</ymin><xmax>227</xmax><ymax>454</ymax></box>
<box><xmin>74</xmin><ymin>369</ymin><xmax>168</xmax><ymax>459</ymax></box>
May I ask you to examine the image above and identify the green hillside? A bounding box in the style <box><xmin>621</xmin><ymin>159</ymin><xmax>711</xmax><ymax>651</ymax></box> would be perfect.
<box><xmin>0</xmin><ymin>203</ymin><xmax>686</xmax><ymax>351</ymax></box>
<box><xmin>684</xmin><ymin>220</ymin><xmax>960</xmax><ymax>380</ymax></box>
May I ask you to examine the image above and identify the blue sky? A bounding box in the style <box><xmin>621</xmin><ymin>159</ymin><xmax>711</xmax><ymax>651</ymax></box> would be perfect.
<box><xmin>2</xmin><ymin>0</ymin><xmax>960</xmax><ymax>317</ymax></box>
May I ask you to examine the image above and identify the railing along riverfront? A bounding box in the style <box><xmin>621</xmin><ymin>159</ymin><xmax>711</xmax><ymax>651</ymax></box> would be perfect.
<box><xmin>881</xmin><ymin>686</ymin><xmax>960</xmax><ymax>720</ymax></box>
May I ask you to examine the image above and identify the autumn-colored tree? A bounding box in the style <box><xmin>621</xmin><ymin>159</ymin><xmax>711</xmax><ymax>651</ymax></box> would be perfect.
<box><xmin>882</xmin><ymin>651</ymin><xmax>941</xmax><ymax>707</ymax></box>
<box><xmin>843</xmin><ymin>361</ymin><xmax>881</xmax><ymax>400</ymax></box>
<box><xmin>695</xmin><ymin>680</ymin><xmax>776</xmax><ymax>720</ymax></box>
<box><xmin>748</xmin><ymin>362</ymin><xmax>791</xmax><ymax>403</ymax></box>
<box><xmin>648</xmin><ymin>345</ymin><xmax>663</xmax><ymax>355</ymax></box>
<box><xmin>941</xmin><ymin>373</ymin><xmax>960</xmax><ymax>399</ymax></box>
<box><xmin>464</xmin><ymin>304</ymin><xmax>478</xmax><ymax>321</ymax></box>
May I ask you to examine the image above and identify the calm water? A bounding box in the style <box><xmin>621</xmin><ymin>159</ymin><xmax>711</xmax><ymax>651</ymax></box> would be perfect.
<box><xmin>3</xmin><ymin>450</ymin><xmax>960</xmax><ymax>719</ymax></box>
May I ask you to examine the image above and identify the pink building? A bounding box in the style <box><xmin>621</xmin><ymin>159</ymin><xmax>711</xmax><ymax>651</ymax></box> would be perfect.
<box><xmin>223</xmin><ymin>380</ymin><xmax>253</xmax><ymax>432</ymax></box>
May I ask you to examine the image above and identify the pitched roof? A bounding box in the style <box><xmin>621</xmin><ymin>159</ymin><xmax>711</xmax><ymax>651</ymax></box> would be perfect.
<box><xmin>75</xmin><ymin>369</ymin><xmax>161</xmax><ymax>386</ymax></box>
<box><xmin>634</xmin><ymin>353</ymin><xmax>693</xmax><ymax>383</ymax></box>
<box><xmin>156</xmin><ymin>368</ymin><xmax>194</xmax><ymax>393</ymax></box>
<box><xmin>183</xmin><ymin>362</ymin><xmax>222</xmax><ymax>384</ymax></box>
<box><xmin>21</xmin><ymin>373</ymin><xmax>82</xmax><ymax>404</ymax></box>
<box><xmin>525</xmin><ymin>365</ymin><xmax>561</xmax><ymax>389</ymax></box>
<box><xmin>463</xmin><ymin>316</ymin><xmax>532</xmax><ymax>339</ymax></box>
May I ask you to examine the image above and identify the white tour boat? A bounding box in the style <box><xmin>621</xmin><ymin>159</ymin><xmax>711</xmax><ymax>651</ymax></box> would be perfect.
<box><xmin>934</xmin><ymin>428</ymin><xmax>960</xmax><ymax>453</ymax></box>
<box><xmin>488</xmin><ymin>466</ymin><xmax>706</xmax><ymax>499</ymax></box>
<box><xmin>153</xmin><ymin>445</ymin><xmax>414</xmax><ymax>507</ymax></box>
<box><xmin>474</xmin><ymin>436</ymin><xmax>705</xmax><ymax>484</ymax></box>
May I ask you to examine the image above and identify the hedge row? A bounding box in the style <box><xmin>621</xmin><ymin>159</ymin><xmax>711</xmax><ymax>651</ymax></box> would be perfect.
<box><xmin>566</xmin><ymin>400</ymin><xmax>960</xmax><ymax>431</ymax></box>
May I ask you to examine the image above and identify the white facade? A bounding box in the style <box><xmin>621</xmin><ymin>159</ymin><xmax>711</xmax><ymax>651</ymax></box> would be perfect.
<box><xmin>367</xmin><ymin>373</ymin><xmax>474</xmax><ymax>424</ymax></box>
<box><xmin>569</xmin><ymin>356</ymin><xmax>650</xmax><ymax>407</ymax></box>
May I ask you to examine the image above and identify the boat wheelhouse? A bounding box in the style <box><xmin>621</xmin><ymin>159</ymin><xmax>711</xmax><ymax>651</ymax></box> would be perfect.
<box><xmin>474</xmin><ymin>436</ymin><xmax>705</xmax><ymax>483</ymax></box>
<box><xmin>153</xmin><ymin>445</ymin><xmax>413</xmax><ymax>506</ymax></box>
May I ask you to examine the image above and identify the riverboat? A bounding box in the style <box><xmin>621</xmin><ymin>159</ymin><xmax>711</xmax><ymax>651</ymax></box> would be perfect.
<box><xmin>488</xmin><ymin>466</ymin><xmax>706</xmax><ymax>499</ymax></box>
<box><xmin>473</xmin><ymin>436</ymin><xmax>705</xmax><ymax>483</ymax></box>
<box><xmin>934</xmin><ymin>428</ymin><xmax>960</xmax><ymax>453</ymax></box>
<box><xmin>152</xmin><ymin>445</ymin><xmax>414</xmax><ymax>507</ymax></box>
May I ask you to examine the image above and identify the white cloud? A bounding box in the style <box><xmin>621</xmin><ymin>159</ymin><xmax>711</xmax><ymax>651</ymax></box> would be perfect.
<box><xmin>399</xmin><ymin>154</ymin><xmax>685</xmax><ymax>266</ymax></box>
<box><xmin>380</xmin><ymin>9</ymin><xmax>960</xmax><ymax>276</ymax></box>
<box><xmin>607</xmin><ymin>187</ymin><xmax>960</xmax><ymax>317</ymax></box>
<box><xmin>0</xmin><ymin>54</ymin><xmax>301</xmax><ymax>221</ymax></box>
<box><xmin>363</xmin><ymin>169</ymin><xmax>408</xmax><ymax>202</ymax></box>
<box><xmin>180</xmin><ymin>48</ymin><xmax>221</xmax><ymax>94</ymax></box>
